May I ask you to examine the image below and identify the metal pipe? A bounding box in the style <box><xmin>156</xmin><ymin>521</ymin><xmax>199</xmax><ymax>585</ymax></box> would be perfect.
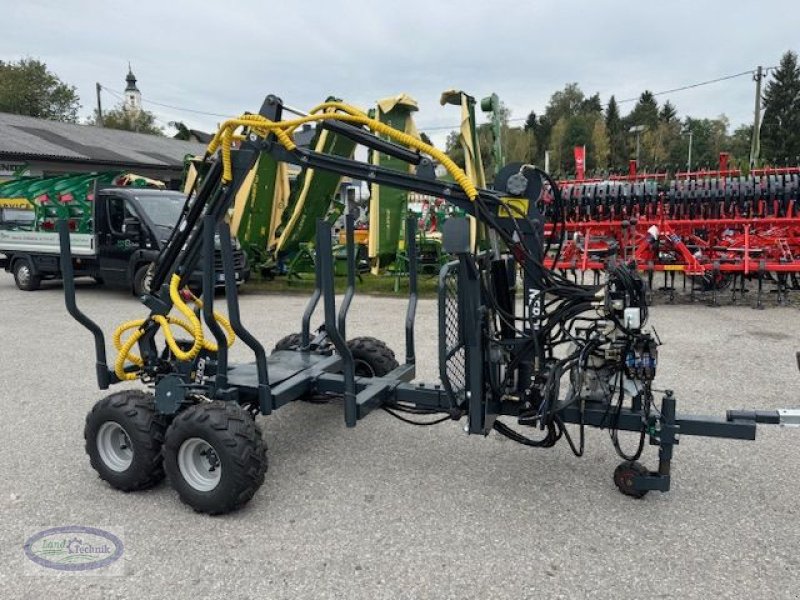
<box><xmin>404</xmin><ymin>216</ymin><xmax>418</xmax><ymax>365</ymax></box>
<box><xmin>202</xmin><ymin>215</ymin><xmax>228</xmax><ymax>392</ymax></box>
<box><xmin>218</xmin><ymin>222</ymin><xmax>271</xmax><ymax>413</ymax></box>
<box><xmin>316</xmin><ymin>220</ymin><xmax>356</xmax><ymax>426</ymax></box>
<box><xmin>57</xmin><ymin>219</ymin><xmax>110</xmax><ymax>389</ymax></box>
<box><xmin>337</xmin><ymin>212</ymin><xmax>356</xmax><ymax>341</ymax></box>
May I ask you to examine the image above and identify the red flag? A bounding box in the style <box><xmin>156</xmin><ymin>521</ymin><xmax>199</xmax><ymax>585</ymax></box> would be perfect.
<box><xmin>574</xmin><ymin>146</ymin><xmax>586</xmax><ymax>180</ymax></box>
<box><xmin>719</xmin><ymin>152</ymin><xmax>729</xmax><ymax>174</ymax></box>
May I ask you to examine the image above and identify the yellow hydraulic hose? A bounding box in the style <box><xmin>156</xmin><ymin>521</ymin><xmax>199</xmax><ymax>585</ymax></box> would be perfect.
<box><xmin>111</xmin><ymin>274</ymin><xmax>235</xmax><ymax>381</ymax></box>
<box><xmin>205</xmin><ymin>102</ymin><xmax>478</xmax><ymax>201</ymax></box>
<box><xmin>113</xmin><ymin>98</ymin><xmax>476</xmax><ymax>382</ymax></box>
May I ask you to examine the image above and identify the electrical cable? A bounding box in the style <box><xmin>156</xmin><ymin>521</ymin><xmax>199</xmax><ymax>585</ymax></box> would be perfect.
<box><xmin>381</xmin><ymin>406</ymin><xmax>452</xmax><ymax>426</ymax></box>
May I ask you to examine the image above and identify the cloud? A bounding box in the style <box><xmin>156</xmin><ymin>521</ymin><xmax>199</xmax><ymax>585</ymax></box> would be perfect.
<box><xmin>2</xmin><ymin>0</ymin><xmax>796</xmax><ymax>148</ymax></box>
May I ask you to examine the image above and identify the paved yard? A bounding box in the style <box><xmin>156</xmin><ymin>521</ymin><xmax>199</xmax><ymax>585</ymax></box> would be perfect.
<box><xmin>0</xmin><ymin>275</ymin><xmax>798</xmax><ymax>599</ymax></box>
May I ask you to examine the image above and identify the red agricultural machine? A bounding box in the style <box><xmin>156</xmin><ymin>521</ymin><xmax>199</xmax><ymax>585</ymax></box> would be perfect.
<box><xmin>541</xmin><ymin>166</ymin><xmax>800</xmax><ymax>305</ymax></box>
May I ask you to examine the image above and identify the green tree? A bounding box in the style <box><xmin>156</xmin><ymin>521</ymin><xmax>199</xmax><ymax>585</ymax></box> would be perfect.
<box><xmin>548</xmin><ymin>116</ymin><xmax>569</xmax><ymax>175</ymax></box>
<box><xmin>444</xmin><ymin>124</ymin><xmax>491</xmax><ymax>175</ymax></box>
<box><xmin>680</xmin><ymin>116</ymin><xmax>729</xmax><ymax>170</ymax></box>
<box><xmin>445</xmin><ymin>130</ymin><xmax>466</xmax><ymax>168</ymax></box>
<box><xmin>591</xmin><ymin>119</ymin><xmax>610</xmax><ymax>171</ymax></box>
<box><xmin>659</xmin><ymin>101</ymin><xmax>678</xmax><ymax>123</ymax></box>
<box><xmin>761</xmin><ymin>50</ymin><xmax>800</xmax><ymax>164</ymax></box>
<box><xmin>89</xmin><ymin>105</ymin><xmax>163</xmax><ymax>136</ymax></box>
<box><xmin>504</xmin><ymin>127</ymin><xmax>536</xmax><ymax>165</ymax></box>
<box><xmin>728</xmin><ymin>124</ymin><xmax>753</xmax><ymax>167</ymax></box>
<box><xmin>170</xmin><ymin>121</ymin><xmax>192</xmax><ymax>140</ymax></box>
<box><xmin>0</xmin><ymin>58</ymin><xmax>80</xmax><ymax>121</ymax></box>
<box><xmin>626</xmin><ymin>90</ymin><xmax>660</xmax><ymax>131</ymax></box>
<box><xmin>581</xmin><ymin>93</ymin><xmax>603</xmax><ymax>115</ymax></box>
<box><xmin>643</xmin><ymin>120</ymin><xmax>681</xmax><ymax>171</ymax></box>
<box><xmin>534</xmin><ymin>83</ymin><xmax>586</xmax><ymax>157</ymax></box>
<box><xmin>605</xmin><ymin>96</ymin><xmax>627</xmax><ymax>171</ymax></box>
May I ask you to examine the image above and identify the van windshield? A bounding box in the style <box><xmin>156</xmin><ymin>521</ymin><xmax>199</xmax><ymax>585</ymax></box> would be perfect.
<box><xmin>134</xmin><ymin>192</ymin><xmax>186</xmax><ymax>229</ymax></box>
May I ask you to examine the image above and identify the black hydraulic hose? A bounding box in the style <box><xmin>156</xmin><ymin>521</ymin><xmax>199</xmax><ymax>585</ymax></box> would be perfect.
<box><xmin>150</xmin><ymin>158</ymin><xmax>222</xmax><ymax>292</ymax></box>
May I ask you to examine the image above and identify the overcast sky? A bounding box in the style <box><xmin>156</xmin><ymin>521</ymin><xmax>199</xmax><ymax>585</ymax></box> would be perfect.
<box><xmin>3</xmin><ymin>0</ymin><xmax>797</xmax><ymax>147</ymax></box>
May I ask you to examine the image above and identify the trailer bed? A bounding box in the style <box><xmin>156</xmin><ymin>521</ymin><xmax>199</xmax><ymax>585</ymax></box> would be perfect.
<box><xmin>0</xmin><ymin>230</ymin><xmax>96</xmax><ymax>256</ymax></box>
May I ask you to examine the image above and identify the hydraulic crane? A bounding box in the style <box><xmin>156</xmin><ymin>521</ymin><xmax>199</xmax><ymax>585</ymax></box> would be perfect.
<box><xmin>59</xmin><ymin>95</ymin><xmax>800</xmax><ymax>514</ymax></box>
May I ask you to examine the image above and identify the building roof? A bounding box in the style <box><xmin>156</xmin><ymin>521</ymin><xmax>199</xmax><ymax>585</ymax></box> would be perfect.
<box><xmin>0</xmin><ymin>112</ymin><xmax>205</xmax><ymax>170</ymax></box>
<box><xmin>187</xmin><ymin>129</ymin><xmax>214</xmax><ymax>144</ymax></box>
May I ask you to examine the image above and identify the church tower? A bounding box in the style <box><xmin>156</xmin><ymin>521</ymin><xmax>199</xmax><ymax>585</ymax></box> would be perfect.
<box><xmin>124</xmin><ymin>64</ymin><xmax>142</xmax><ymax>117</ymax></box>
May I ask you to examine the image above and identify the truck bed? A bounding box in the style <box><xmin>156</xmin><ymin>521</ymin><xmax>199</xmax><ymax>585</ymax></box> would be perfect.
<box><xmin>0</xmin><ymin>230</ymin><xmax>96</xmax><ymax>256</ymax></box>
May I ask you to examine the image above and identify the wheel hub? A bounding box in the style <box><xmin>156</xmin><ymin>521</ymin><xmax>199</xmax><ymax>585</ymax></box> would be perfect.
<box><xmin>96</xmin><ymin>421</ymin><xmax>134</xmax><ymax>472</ymax></box>
<box><xmin>178</xmin><ymin>437</ymin><xmax>222</xmax><ymax>492</ymax></box>
<box><xmin>17</xmin><ymin>264</ymin><xmax>31</xmax><ymax>286</ymax></box>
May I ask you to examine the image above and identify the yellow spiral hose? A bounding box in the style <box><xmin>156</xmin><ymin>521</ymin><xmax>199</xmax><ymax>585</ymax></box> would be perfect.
<box><xmin>111</xmin><ymin>274</ymin><xmax>235</xmax><ymax>381</ymax></box>
<box><xmin>205</xmin><ymin>101</ymin><xmax>478</xmax><ymax>201</ymax></box>
<box><xmin>114</xmin><ymin>97</ymin><xmax>476</xmax><ymax>382</ymax></box>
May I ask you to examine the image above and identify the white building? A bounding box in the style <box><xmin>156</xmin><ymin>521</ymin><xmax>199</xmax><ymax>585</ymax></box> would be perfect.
<box><xmin>123</xmin><ymin>64</ymin><xmax>142</xmax><ymax>117</ymax></box>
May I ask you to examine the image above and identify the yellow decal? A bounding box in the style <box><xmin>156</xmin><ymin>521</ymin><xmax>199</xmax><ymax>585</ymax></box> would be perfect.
<box><xmin>498</xmin><ymin>197</ymin><xmax>528</xmax><ymax>219</ymax></box>
<box><xmin>0</xmin><ymin>198</ymin><xmax>33</xmax><ymax>209</ymax></box>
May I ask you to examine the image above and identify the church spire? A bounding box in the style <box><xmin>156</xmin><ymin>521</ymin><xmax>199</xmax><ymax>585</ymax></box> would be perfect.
<box><xmin>125</xmin><ymin>63</ymin><xmax>139</xmax><ymax>93</ymax></box>
<box><xmin>123</xmin><ymin>63</ymin><xmax>142</xmax><ymax>117</ymax></box>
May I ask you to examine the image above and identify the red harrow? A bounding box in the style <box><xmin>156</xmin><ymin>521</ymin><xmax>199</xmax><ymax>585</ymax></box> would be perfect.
<box><xmin>544</xmin><ymin>169</ymin><xmax>800</xmax><ymax>305</ymax></box>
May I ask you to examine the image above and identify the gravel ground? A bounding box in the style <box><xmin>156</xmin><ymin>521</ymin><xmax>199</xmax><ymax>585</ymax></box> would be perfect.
<box><xmin>0</xmin><ymin>275</ymin><xmax>798</xmax><ymax>599</ymax></box>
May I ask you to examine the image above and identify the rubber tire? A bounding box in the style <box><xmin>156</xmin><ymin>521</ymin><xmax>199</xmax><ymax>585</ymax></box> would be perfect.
<box><xmin>84</xmin><ymin>390</ymin><xmax>168</xmax><ymax>492</ymax></box>
<box><xmin>163</xmin><ymin>401</ymin><xmax>268</xmax><ymax>515</ymax></box>
<box><xmin>132</xmin><ymin>263</ymin><xmax>153</xmax><ymax>297</ymax></box>
<box><xmin>347</xmin><ymin>337</ymin><xmax>399</xmax><ymax>377</ymax></box>
<box><xmin>13</xmin><ymin>258</ymin><xmax>41</xmax><ymax>291</ymax></box>
<box><xmin>613</xmin><ymin>461</ymin><xmax>650</xmax><ymax>499</ymax></box>
<box><xmin>274</xmin><ymin>332</ymin><xmax>303</xmax><ymax>351</ymax></box>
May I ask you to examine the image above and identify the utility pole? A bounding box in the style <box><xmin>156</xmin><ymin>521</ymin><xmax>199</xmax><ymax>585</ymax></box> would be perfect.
<box><xmin>749</xmin><ymin>66</ymin><xmax>763</xmax><ymax>168</ymax></box>
<box><xmin>687</xmin><ymin>130</ymin><xmax>693</xmax><ymax>173</ymax></box>
<box><xmin>629</xmin><ymin>125</ymin><xmax>646</xmax><ymax>168</ymax></box>
<box><xmin>682</xmin><ymin>126</ymin><xmax>693</xmax><ymax>174</ymax></box>
<box><xmin>95</xmin><ymin>83</ymin><xmax>103</xmax><ymax>127</ymax></box>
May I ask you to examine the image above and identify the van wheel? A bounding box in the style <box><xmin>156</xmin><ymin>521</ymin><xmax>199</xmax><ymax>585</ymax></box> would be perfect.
<box><xmin>13</xmin><ymin>258</ymin><xmax>41</xmax><ymax>291</ymax></box>
<box><xmin>133</xmin><ymin>263</ymin><xmax>154</xmax><ymax>297</ymax></box>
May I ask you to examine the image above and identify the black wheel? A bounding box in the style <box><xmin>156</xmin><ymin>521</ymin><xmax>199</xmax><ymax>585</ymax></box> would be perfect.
<box><xmin>163</xmin><ymin>401</ymin><xmax>267</xmax><ymax>515</ymax></box>
<box><xmin>347</xmin><ymin>336</ymin><xmax>399</xmax><ymax>377</ymax></box>
<box><xmin>13</xmin><ymin>258</ymin><xmax>40</xmax><ymax>291</ymax></box>
<box><xmin>132</xmin><ymin>263</ymin><xmax>154</xmax><ymax>297</ymax></box>
<box><xmin>613</xmin><ymin>461</ymin><xmax>650</xmax><ymax>499</ymax></box>
<box><xmin>274</xmin><ymin>332</ymin><xmax>303</xmax><ymax>351</ymax></box>
<box><xmin>84</xmin><ymin>390</ymin><xmax>168</xmax><ymax>492</ymax></box>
